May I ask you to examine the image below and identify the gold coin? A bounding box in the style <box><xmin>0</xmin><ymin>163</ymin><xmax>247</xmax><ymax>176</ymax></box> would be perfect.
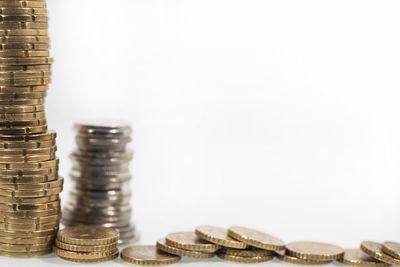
<box><xmin>276</xmin><ymin>250</ymin><xmax>332</xmax><ymax>265</ymax></box>
<box><xmin>165</xmin><ymin>232</ymin><xmax>220</xmax><ymax>252</ymax></box>
<box><xmin>0</xmin><ymin>71</ymin><xmax>50</xmax><ymax>79</ymax></box>
<box><xmin>0</xmin><ymin>146</ymin><xmax>56</xmax><ymax>156</ymax></box>
<box><xmin>195</xmin><ymin>225</ymin><xmax>248</xmax><ymax>249</ymax></box>
<box><xmin>58</xmin><ymin>251</ymin><xmax>119</xmax><ymax>263</ymax></box>
<box><xmin>0</xmin><ymin>166</ymin><xmax>57</xmax><ymax>176</ymax></box>
<box><xmin>0</xmin><ymin>140</ymin><xmax>54</xmax><ymax>150</ymax></box>
<box><xmin>0</xmin><ymin>111</ymin><xmax>46</xmax><ymax>121</ymax></box>
<box><xmin>0</xmin><ymin>50</ymin><xmax>49</xmax><ymax>57</ymax></box>
<box><xmin>0</xmin><ymin>125</ymin><xmax>48</xmax><ymax>135</ymax></box>
<box><xmin>55</xmin><ymin>239</ymin><xmax>117</xmax><ymax>252</ymax></box>
<box><xmin>157</xmin><ymin>238</ymin><xmax>215</xmax><ymax>259</ymax></box>
<box><xmin>0</xmin><ymin>57</ymin><xmax>53</xmax><ymax>65</ymax></box>
<box><xmin>0</xmin><ymin>104</ymin><xmax>45</xmax><ymax>113</ymax></box>
<box><xmin>0</xmin><ymin>64</ymin><xmax>50</xmax><ymax>71</ymax></box>
<box><xmin>0</xmin><ymin>221</ymin><xmax>58</xmax><ymax>232</ymax></box>
<box><xmin>0</xmin><ymin>119</ymin><xmax>47</xmax><ymax>128</ymax></box>
<box><xmin>286</xmin><ymin>241</ymin><xmax>344</xmax><ymax>261</ymax></box>
<box><xmin>339</xmin><ymin>249</ymin><xmax>389</xmax><ymax>267</ymax></box>
<box><xmin>0</xmin><ymin>1</ymin><xmax>47</xmax><ymax>8</ymax></box>
<box><xmin>0</xmin><ymin>130</ymin><xmax>55</xmax><ymax>142</ymax></box>
<box><xmin>0</xmin><ymin>228</ymin><xmax>57</xmax><ymax>238</ymax></box>
<box><xmin>121</xmin><ymin>245</ymin><xmax>181</xmax><ymax>266</ymax></box>
<box><xmin>0</xmin><ymin>157</ymin><xmax>58</xmax><ymax>169</ymax></box>
<box><xmin>0</xmin><ymin>173</ymin><xmax>58</xmax><ymax>185</ymax></box>
<box><xmin>382</xmin><ymin>242</ymin><xmax>400</xmax><ymax>260</ymax></box>
<box><xmin>0</xmin><ymin>206</ymin><xmax>60</xmax><ymax>218</ymax></box>
<box><xmin>53</xmin><ymin>246</ymin><xmax>118</xmax><ymax>260</ymax></box>
<box><xmin>0</xmin><ymin>234</ymin><xmax>54</xmax><ymax>245</ymax></box>
<box><xmin>0</xmin><ymin>77</ymin><xmax>50</xmax><ymax>86</ymax></box>
<box><xmin>0</xmin><ymin>199</ymin><xmax>60</xmax><ymax>211</ymax></box>
<box><xmin>0</xmin><ymin>249</ymin><xmax>51</xmax><ymax>258</ymax></box>
<box><xmin>0</xmin><ymin>86</ymin><xmax>48</xmax><ymax>94</ymax></box>
<box><xmin>217</xmin><ymin>252</ymin><xmax>274</xmax><ymax>263</ymax></box>
<box><xmin>0</xmin><ymin>21</ymin><xmax>48</xmax><ymax>29</ymax></box>
<box><xmin>0</xmin><ymin>35</ymin><xmax>49</xmax><ymax>44</ymax></box>
<box><xmin>57</xmin><ymin>225</ymin><xmax>119</xmax><ymax>246</ymax></box>
<box><xmin>361</xmin><ymin>241</ymin><xmax>400</xmax><ymax>266</ymax></box>
<box><xmin>0</xmin><ymin>15</ymin><xmax>48</xmax><ymax>22</ymax></box>
<box><xmin>0</xmin><ymin>153</ymin><xmax>55</xmax><ymax>163</ymax></box>
<box><xmin>0</xmin><ymin>8</ymin><xmax>47</xmax><ymax>16</ymax></box>
<box><xmin>0</xmin><ymin>29</ymin><xmax>47</xmax><ymax>36</ymax></box>
<box><xmin>227</xmin><ymin>226</ymin><xmax>285</xmax><ymax>251</ymax></box>
<box><xmin>0</xmin><ymin>213</ymin><xmax>60</xmax><ymax>224</ymax></box>
<box><xmin>0</xmin><ymin>185</ymin><xmax>62</xmax><ymax>197</ymax></box>
<box><xmin>0</xmin><ymin>98</ymin><xmax>45</xmax><ymax>106</ymax></box>
<box><xmin>0</xmin><ymin>194</ymin><xmax>58</xmax><ymax>204</ymax></box>
<box><xmin>221</xmin><ymin>247</ymin><xmax>275</xmax><ymax>257</ymax></box>
<box><xmin>0</xmin><ymin>177</ymin><xmax>62</xmax><ymax>191</ymax></box>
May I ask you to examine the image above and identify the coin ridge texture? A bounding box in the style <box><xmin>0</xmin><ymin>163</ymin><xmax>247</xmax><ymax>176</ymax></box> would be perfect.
<box><xmin>157</xmin><ymin>238</ymin><xmax>215</xmax><ymax>259</ymax></box>
<box><xmin>339</xmin><ymin>248</ymin><xmax>389</xmax><ymax>267</ymax></box>
<box><xmin>361</xmin><ymin>241</ymin><xmax>400</xmax><ymax>266</ymax></box>
<box><xmin>165</xmin><ymin>231</ymin><xmax>220</xmax><ymax>252</ymax></box>
<box><xmin>275</xmin><ymin>250</ymin><xmax>332</xmax><ymax>265</ymax></box>
<box><xmin>286</xmin><ymin>241</ymin><xmax>344</xmax><ymax>261</ymax></box>
<box><xmin>382</xmin><ymin>242</ymin><xmax>400</xmax><ymax>260</ymax></box>
<box><xmin>57</xmin><ymin>226</ymin><xmax>119</xmax><ymax>246</ymax></box>
<box><xmin>217</xmin><ymin>252</ymin><xmax>274</xmax><ymax>263</ymax></box>
<box><xmin>195</xmin><ymin>225</ymin><xmax>248</xmax><ymax>249</ymax></box>
<box><xmin>121</xmin><ymin>245</ymin><xmax>181</xmax><ymax>266</ymax></box>
<box><xmin>227</xmin><ymin>226</ymin><xmax>285</xmax><ymax>251</ymax></box>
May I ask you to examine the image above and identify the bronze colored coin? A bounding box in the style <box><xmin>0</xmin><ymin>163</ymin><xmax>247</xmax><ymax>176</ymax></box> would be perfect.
<box><xmin>165</xmin><ymin>232</ymin><xmax>220</xmax><ymax>252</ymax></box>
<box><xmin>0</xmin><ymin>77</ymin><xmax>50</xmax><ymax>86</ymax></box>
<box><xmin>157</xmin><ymin>238</ymin><xmax>215</xmax><ymax>259</ymax></box>
<box><xmin>0</xmin><ymin>174</ymin><xmax>58</xmax><ymax>184</ymax></box>
<box><xmin>0</xmin><ymin>50</ymin><xmax>49</xmax><ymax>57</ymax></box>
<box><xmin>53</xmin><ymin>246</ymin><xmax>118</xmax><ymax>260</ymax></box>
<box><xmin>286</xmin><ymin>241</ymin><xmax>344</xmax><ymax>261</ymax></box>
<box><xmin>0</xmin><ymin>130</ymin><xmax>55</xmax><ymax>142</ymax></box>
<box><xmin>0</xmin><ymin>140</ymin><xmax>54</xmax><ymax>150</ymax></box>
<box><xmin>228</xmin><ymin>226</ymin><xmax>285</xmax><ymax>251</ymax></box>
<box><xmin>0</xmin><ymin>21</ymin><xmax>48</xmax><ymax>29</ymax></box>
<box><xmin>57</xmin><ymin>225</ymin><xmax>119</xmax><ymax>245</ymax></box>
<box><xmin>0</xmin><ymin>87</ymin><xmax>48</xmax><ymax>94</ymax></box>
<box><xmin>195</xmin><ymin>225</ymin><xmax>248</xmax><ymax>249</ymax></box>
<box><xmin>0</xmin><ymin>152</ymin><xmax>55</xmax><ymax>163</ymax></box>
<box><xmin>0</xmin><ymin>99</ymin><xmax>45</xmax><ymax>106</ymax></box>
<box><xmin>0</xmin><ymin>194</ymin><xmax>58</xmax><ymax>204</ymax></box>
<box><xmin>0</xmin><ymin>104</ymin><xmax>45</xmax><ymax>113</ymax></box>
<box><xmin>0</xmin><ymin>35</ymin><xmax>49</xmax><ymax>44</ymax></box>
<box><xmin>276</xmin><ymin>250</ymin><xmax>331</xmax><ymax>265</ymax></box>
<box><xmin>0</xmin><ymin>64</ymin><xmax>50</xmax><ymax>71</ymax></box>
<box><xmin>0</xmin><ymin>71</ymin><xmax>50</xmax><ymax>79</ymax></box>
<box><xmin>0</xmin><ymin>157</ymin><xmax>58</xmax><ymax>169</ymax></box>
<box><xmin>0</xmin><ymin>119</ymin><xmax>47</xmax><ymax>128</ymax></box>
<box><xmin>0</xmin><ymin>177</ymin><xmax>62</xmax><ymax>191</ymax></box>
<box><xmin>0</xmin><ymin>1</ymin><xmax>47</xmax><ymax>8</ymax></box>
<box><xmin>339</xmin><ymin>249</ymin><xmax>389</xmax><ymax>267</ymax></box>
<box><xmin>0</xmin><ymin>228</ymin><xmax>57</xmax><ymax>238</ymax></box>
<box><xmin>0</xmin><ymin>249</ymin><xmax>51</xmax><ymax>258</ymax></box>
<box><xmin>0</xmin><ymin>213</ymin><xmax>60</xmax><ymax>224</ymax></box>
<box><xmin>0</xmin><ymin>221</ymin><xmax>58</xmax><ymax>231</ymax></box>
<box><xmin>0</xmin><ymin>111</ymin><xmax>46</xmax><ymax>121</ymax></box>
<box><xmin>0</xmin><ymin>15</ymin><xmax>48</xmax><ymax>22</ymax></box>
<box><xmin>0</xmin><ymin>57</ymin><xmax>52</xmax><ymax>65</ymax></box>
<box><xmin>0</xmin><ymin>199</ymin><xmax>60</xmax><ymax>211</ymax></box>
<box><xmin>0</xmin><ymin>29</ymin><xmax>47</xmax><ymax>36</ymax></box>
<box><xmin>221</xmin><ymin>247</ymin><xmax>275</xmax><ymax>257</ymax></box>
<box><xmin>0</xmin><ymin>185</ymin><xmax>62</xmax><ymax>197</ymax></box>
<box><xmin>0</xmin><ymin>8</ymin><xmax>47</xmax><ymax>16</ymax></box>
<box><xmin>58</xmin><ymin>251</ymin><xmax>119</xmax><ymax>263</ymax></box>
<box><xmin>217</xmin><ymin>252</ymin><xmax>274</xmax><ymax>263</ymax></box>
<box><xmin>361</xmin><ymin>241</ymin><xmax>400</xmax><ymax>266</ymax></box>
<box><xmin>0</xmin><ymin>146</ymin><xmax>56</xmax><ymax>156</ymax></box>
<box><xmin>0</xmin><ymin>206</ymin><xmax>60</xmax><ymax>218</ymax></box>
<box><xmin>0</xmin><ymin>234</ymin><xmax>54</xmax><ymax>245</ymax></box>
<box><xmin>0</xmin><ymin>125</ymin><xmax>47</xmax><ymax>135</ymax></box>
<box><xmin>121</xmin><ymin>245</ymin><xmax>181</xmax><ymax>266</ymax></box>
<box><xmin>382</xmin><ymin>242</ymin><xmax>400</xmax><ymax>260</ymax></box>
<box><xmin>0</xmin><ymin>166</ymin><xmax>57</xmax><ymax>176</ymax></box>
<box><xmin>55</xmin><ymin>239</ymin><xmax>117</xmax><ymax>252</ymax></box>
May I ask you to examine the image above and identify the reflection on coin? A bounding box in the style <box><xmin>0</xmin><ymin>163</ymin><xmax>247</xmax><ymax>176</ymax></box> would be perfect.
<box><xmin>195</xmin><ymin>225</ymin><xmax>248</xmax><ymax>249</ymax></box>
<box><xmin>121</xmin><ymin>245</ymin><xmax>181</xmax><ymax>265</ymax></box>
<box><xmin>228</xmin><ymin>226</ymin><xmax>285</xmax><ymax>251</ymax></box>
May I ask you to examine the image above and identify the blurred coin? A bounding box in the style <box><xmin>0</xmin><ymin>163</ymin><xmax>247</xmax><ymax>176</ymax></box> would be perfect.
<box><xmin>55</xmin><ymin>239</ymin><xmax>117</xmax><ymax>252</ymax></box>
<box><xmin>0</xmin><ymin>15</ymin><xmax>48</xmax><ymax>22</ymax></box>
<box><xmin>276</xmin><ymin>250</ymin><xmax>331</xmax><ymax>265</ymax></box>
<box><xmin>0</xmin><ymin>56</ymin><xmax>52</xmax><ymax>65</ymax></box>
<box><xmin>228</xmin><ymin>226</ymin><xmax>285</xmax><ymax>251</ymax></box>
<box><xmin>0</xmin><ymin>1</ymin><xmax>47</xmax><ymax>8</ymax></box>
<box><xmin>286</xmin><ymin>241</ymin><xmax>344</xmax><ymax>261</ymax></box>
<box><xmin>57</xmin><ymin>226</ymin><xmax>119</xmax><ymax>246</ymax></box>
<box><xmin>217</xmin><ymin>252</ymin><xmax>274</xmax><ymax>263</ymax></box>
<box><xmin>0</xmin><ymin>35</ymin><xmax>49</xmax><ymax>44</ymax></box>
<box><xmin>0</xmin><ymin>194</ymin><xmax>58</xmax><ymax>204</ymax></box>
<box><xmin>195</xmin><ymin>225</ymin><xmax>248</xmax><ymax>249</ymax></box>
<box><xmin>157</xmin><ymin>238</ymin><xmax>215</xmax><ymax>259</ymax></box>
<box><xmin>121</xmin><ymin>245</ymin><xmax>180</xmax><ymax>265</ymax></box>
<box><xmin>382</xmin><ymin>242</ymin><xmax>400</xmax><ymax>260</ymax></box>
<box><xmin>0</xmin><ymin>8</ymin><xmax>47</xmax><ymax>16</ymax></box>
<box><xmin>0</xmin><ymin>21</ymin><xmax>48</xmax><ymax>29</ymax></box>
<box><xmin>339</xmin><ymin>249</ymin><xmax>389</xmax><ymax>267</ymax></box>
<box><xmin>361</xmin><ymin>241</ymin><xmax>400</xmax><ymax>266</ymax></box>
<box><xmin>165</xmin><ymin>232</ymin><xmax>220</xmax><ymax>252</ymax></box>
<box><xmin>221</xmin><ymin>247</ymin><xmax>274</xmax><ymax>257</ymax></box>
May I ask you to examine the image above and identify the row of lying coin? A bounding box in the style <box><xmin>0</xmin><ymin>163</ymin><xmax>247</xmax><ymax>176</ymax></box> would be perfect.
<box><xmin>121</xmin><ymin>225</ymin><xmax>396</xmax><ymax>266</ymax></box>
<box><xmin>0</xmin><ymin>0</ymin><xmax>62</xmax><ymax>258</ymax></box>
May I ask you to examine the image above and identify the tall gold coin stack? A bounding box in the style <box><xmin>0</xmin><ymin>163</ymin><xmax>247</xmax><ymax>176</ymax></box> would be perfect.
<box><xmin>0</xmin><ymin>0</ymin><xmax>62</xmax><ymax>258</ymax></box>
<box><xmin>62</xmin><ymin>121</ymin><xmax>137</xmax><ymax>245</ymax></box>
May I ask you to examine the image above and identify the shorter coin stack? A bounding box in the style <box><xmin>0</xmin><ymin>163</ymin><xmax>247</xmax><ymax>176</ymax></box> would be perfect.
<box><xmin>53</xmin><ymin>226</ymin><xmax>119</xmax><ymax>263</ymax></box>
<box><xmin>62</xmin><ymin>121</ymin><xmax>136</xmax><ymax>244</ymax></box>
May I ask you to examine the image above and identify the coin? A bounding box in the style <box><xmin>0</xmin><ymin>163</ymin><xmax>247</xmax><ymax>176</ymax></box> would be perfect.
<box><xmin>0</xmin><ymin>8</ymin><xmax>47</xmax><ymax>16</ymax></box>
<box><xmin>0</xmin><ymin>125</ymin><xmax>47</xmax><ymax>135</ymax></box>
<box><xmin>0</xmin><ymin>153</ymin><xmax>55</xmax><ymax>163</ymax></box>
<box><xmin>0</xmin><ymin>64</ymin><xmax>50</xmax><ymax>71</ymax></box>
<box><xmin>0</xmin><ymin>29</ymin><xmax>48</xmax><ymax>36</ymax></box>
<box><xmin>382</xmin><ymin>242</ymin><xmax>400</xmax><ymax>260</ymax></box>
<box><xmin>217</xmin><ymin>252</ymin><xmax>274</xmax><ymax>263</ymax></box>
<box><xmin>0</xmin><ymin>15</ymin><xmax>48</xmax><ymax>22</ymax></box>
<box><xmin>0</xmin><ymin>70</ymin><xmax>50</xmax><ymax>79</ymax></box>
<box><xmin>0</xmin><ymin>234</ymin><xmax>54</xmax><ymax>245</ymax></box>
<box><xmin>121</xmin><ymin>245</ymin><xmax>181</xmax><ymax>266</ymax></box>
<box><xmin>0</xmin><ymin>130</ymin><xmax>55</xmax><ymax>142</ymax></box>
<box><xmin>0</xmin><ymin>77</ymin><xmax>50</xmax><ymax>86</ymax></box>
<box><xmin>0</xmin><ymin>249</ymin><xmax>51</xmax><ymax>258</ymax></box>
<box><xmin>0</xmin><ymin>1</ymin><xmax>47</xmax><ymax>8</ymax></box>
<box><xmin>0</xmin><ymin>111</ymin><xmax>46</xmax><ymax>121</ymax></box>
<box><xmin>0</xmin><ymin>104</ymin><xmax>45</xmax><ymax>113</ymax></box>
<box><xmin>53</xmin><ymin>246</ymin><xmax>119</xmax><ymax>260</ymax></box>
<box><xmin>285</xmin><ymin>241</ymin><xmax>344</xmax><ymax>261</ymax></box>
<box><xmin>0</xmin><ymin>157</ymin><xmax>58</xmax><ymax>169</ymax></box>
<box><xmin>0</xmin><ymin>56</ymin><xmax>52</xmax><ymax>65</ymax></box>
<box><xmin>55</xmin><ymin>239</ymin><xmax>117</xmax><ymax>253</ymax></box>
<box><xmin>0</xmin><ymin>213</ymin><xmax>60</xmax><ymax>224</ymax></box>
<box><xmin>361</xmin><ymin>241</ymin><xmax>400</xmax><ymax>266</ymax></box>
<box><xmin>0</xmin><ymin>221</ymin><xmax>58</xmax><ymax>231</ymax></box>
<box><xmin>339</xmin><ymin>249</ymin><xmax>389</xmax><ymax>267</ymax></box>
<box><xmin>0</xmin><ymin>22</ymin><xmax>48</xmax><ymax>29</ymax></box>
<box><xmin>58</xmin><ymin>251</ymin><xmax>119</xmax><ymax>263</ymax></box>
<box><xmin>74</xmin><ymin>120</ymin><xmax>131</xmax><ymax>136</ymax></box>
<box><xmin>0</xmin><ymin>140</ymin><xmax>55</xmax><ymax>150</ymax></box>
<box><xmin>275</xmin><ymin>250</ymin><xmax>332</xmax><ymax>265</ymax></box>
<box><xmin>0</xmin><ymin>178</ymin><xmax>62</xmax><ymax>190</ymax></box>
<box><xmin>0</xmin><ymin>206</ymin><xmax>60</xmax><ymax>218</ymax></box>
<box><xmin>0</xmin><ymin>166</ymin><xmax>57</xmax><ymax>176</ymax></box>
<box><xmin>0</xmin><ymin>98</ymin><xmax>45</xmax><ymax>106</ymax></box>
<box><xmin>195</xmin><ymin>225</ymin><xmax>248</xmax><ymax>249</ymax></box>
<box><xmin>0</xmin><ymin>49</ymin><xmax>49</xmax><ymax>57</ymax></box>
<box><xmin>0</xmin><ymin>228</ymin><xmax>57</xmax><ymax>238</ymax></box>
<box><xmin>0</xmin><ymin>146</ymin><xmax>56</xmax><ymax>156</ymax></box>
<box><xmin>221</xmin><ymin>247</ymin><xmax>275</xmax><ymax>257</ymax></box>
<box><xmin>0</xmin><ymin>194</ymin><xmax>59</xmax><ymax>204</ymax></box>
<box><xmin>57</xmin><ymin>226</ymin><xmax>119</xmax><ymax>246</ymax></box>
<box><xmin>227</xmin><ymin>226</ymin><xmax>285</xmax><ymax>251</ymax></box>
<box><xmin>0</xmin><ymin>119</ymin><xmax>47</xmax><ymax>128</ymax></box>
<box><xmin>157</xmin><ymin>238</ymin><xmax>215</xmax><ymax>259</ymax></box>
<box><xmin>165</xmin><ymin>232</ymin><xmax>220</xmax><ymax>252</ymax></box>
<box><xmin>0</xmin><ymin>35</ymin><xmax>49</xmax><ymax>44</ymax></box>
<box><xmin>0</xmin><ymin>185</ymin><xmax>62</xmax><ymax>197</ymax></box>
<box><xmin>0</xmin><ymin>199</ymin><xmax>60</xmax><ymax>211</ymax></box>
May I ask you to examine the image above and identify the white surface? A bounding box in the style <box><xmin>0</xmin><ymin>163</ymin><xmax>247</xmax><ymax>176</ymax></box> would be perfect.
<box><xmin>2</xmin><ymin>0</ymin><xmax>400</xmax><ymax>265</ymax></box>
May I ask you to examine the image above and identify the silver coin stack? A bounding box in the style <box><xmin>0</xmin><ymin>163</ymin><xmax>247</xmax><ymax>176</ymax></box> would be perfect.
<box><xmin>61</xmin><ymin>121</ymin><xmax>137</xmax><ymax>244</ymax></box>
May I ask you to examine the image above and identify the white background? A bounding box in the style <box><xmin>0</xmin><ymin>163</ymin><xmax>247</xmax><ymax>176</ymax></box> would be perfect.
<box><xmin>3</xmin><ymin>0</ymin><xmax>400</xmax><ymax>266</ymax></box>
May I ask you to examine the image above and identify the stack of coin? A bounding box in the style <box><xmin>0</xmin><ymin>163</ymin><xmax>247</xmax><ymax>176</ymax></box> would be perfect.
<box><xmin>0</xmin><ymin>0</ymin><xmax>62</xmax><ymax>258</ymax></box>
<box><xmin>62</xmin><ymin>121</ymin><xmax>137</xmax><ymax>244</ymax></box>
<box><xmin>54</xmin><ymin>226</ymin><xmax>119</xmax><ymax>263</ymax></box>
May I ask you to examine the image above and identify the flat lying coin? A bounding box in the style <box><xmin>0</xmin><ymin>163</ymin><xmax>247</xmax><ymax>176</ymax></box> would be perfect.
<box><xmin>0</xmin><ymin>1</ymin><xmax>47</xmax><ymax>8</ymax></box>
<box><xmin>276</xmin><ymin>250</ymin><xmax>332</xmax><ymax>265</ymax></box>
<box><xmin>0</xmin><ymin>242</ymin><xmax>51</xmax><ymax>252</ymax></box>
<box><xmin>0</xmin><ymin>50</ymin><xmax>49</xmax><ymax>57</ymax></box>
<box><xmin>382</xmin><ymin>242</ymin><xmax>400</xmax><ymax>260</ymax></box>
<box><xmin>217</xmin><ymin>252</ymin><xmax>274</xmax><ymax>263</ymax></box>
<box><xmin>339</xmin><ymin>248</ymin><xmax>389</xmax><ymax>267</ymax></box>
<box><xmin>0</xmin><ymin>21</ymin><xmax>48</xmax><ymax>29</ymax></box>
<box><xmin>0</xmin><ymin>125</ymin><xmax>47</xmax><ymax>135</ymax></box>
<box><xmin>53</xmin><ymin>246</ymin><xmax>118</xmax><ymax>259</ymax></box>
<box><xmin>0</xmin><ymin>194</ymin><xmax>58</xmax><ymax>204</ymax></box>
<box><xmin>55</xmin><ymin>239</ymin><xmax>117</xmax><ymax>252</ymax></box>
<box><xmin>0</xmin><ymin>177</ymin><xmax>62</xmax><ymax>191</ymax></box>
<box><xmin>221</xmin><ymin>247</ymin><xmax>274</xmax><ymax>257</ymax></box>
<box><xmin>0</xmin><ymin>228</ymin><xmax>57</xmax><ymax>238</ymax></box>
<box><xmin>0</xmin><ymin>57</ymin><xmax>53</xmax><ymax>65</ymax></box>
<box><xmin>0</xmin><ymin>249</ymin><xmax>51</xmax><ymax>258</ymax></box>
<box><xmin>157</xmin><ymin>238</ymin><xmax>215</xmax><ymax>259</ymax></box>
<box><xmin>0</xmin><ymin>36</ymin><xmax>49</xmax><ymax>44</ymax></box>
<box><xmin>0</xmin><ymin>199</ymin><xmax>60</xmax><ymax>211</ymax></box>
<box><xmin>228</xmin><ymin>226</ymin><xmax>285</xmax><ymax>251</ymax></box>
<box><xmin>121</xmin><ymin>245</ymin><xmax>181</xmax><ymax>265</ymax></box>
<box><xmin>286</xmin><ymin>241</ymin><xmax>344</xmax><ymax>261</ymax></box>
<box><xmin>0</xmin><ymin>146</ymin><xmax>55</xmax><ymax>156</ymax></box>
<box><xmin>0</xmin><ymin>157</ymin><xmax>58</xmax><ymax>170</ymax></box>
<box><xmin>361</xmin><ymin>241</ymin><xmax>400</xmax><ymax>266</ymax></box>
<box><xmin>165</xmin><ymin>232</ymin><xmax>220</xmax><ymax>252</ymax></box>
<box><xmin>0</xmin><ymin>130</ymin><xmax>55</xmax><ymax>142</ymax></box>
<box><xmin>0</xmin><ymin>8</ymin><xmax>47</xmax><ymax>15</ymax></box>
<box><xmin>57</xmin><ymin>226</ymin><xmax>119</xmax><ymax>246</ymax></box>
<box><xmin>0</xmin><ymin>234</ymin><xmax>54</xmax><ymax>245</ymax></box>
<box><xmin>0</xmin><ymin>213</ymin><xmax>60</xmax><ymax>224</ymax></box>
<box><xmin>0</xmin><ymin>15</ymin><xmax>48</xmax><ymax>22</ymax></box>
<box><xmin>58</xmin><ymin>251</ymin><xmax>119</xmax><ymax>263</ymax></box>
<box><xmin>195</xmin><ymin>225</ymin><xmax>248</xmax><ymax>249</ymax></box>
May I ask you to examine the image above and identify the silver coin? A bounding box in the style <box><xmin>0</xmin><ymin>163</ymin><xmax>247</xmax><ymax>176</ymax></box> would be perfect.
<box><xmin>74</xmin><ymin>120</ymin><xmax>131</xmax><ymax>136</ymax></box>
